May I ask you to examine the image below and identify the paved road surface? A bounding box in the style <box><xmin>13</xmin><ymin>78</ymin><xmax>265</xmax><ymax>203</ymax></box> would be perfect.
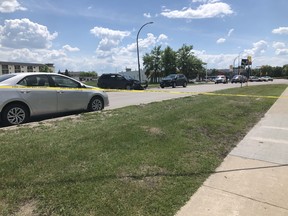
<box><xmin>107</xmin><ymin>79</ymin><xmax>288</xmax><ymax>110</ymax></box>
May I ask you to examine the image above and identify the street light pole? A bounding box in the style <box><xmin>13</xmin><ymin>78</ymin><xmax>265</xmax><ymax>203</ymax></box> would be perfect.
<box><xmin>137</xmin><ymin>22</ymin><xmax>153</xmax><ymax>83</ymax></box>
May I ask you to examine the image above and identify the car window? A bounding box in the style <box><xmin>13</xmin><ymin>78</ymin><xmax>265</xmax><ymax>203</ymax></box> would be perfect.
<box><xmin>18</xmin><ymin>75</ymin><xmax>50</xmax><ymax>87</ymax></box>
<box><xmin>51</xmin><ymin>75</ymin><xmax>81</xmax><ymax>88</ymax></box>
<box><xmin>0</xmin><ymin>74</ymin><xmax>16</xmax><ymax>82</ymax></box>
<box><xmin>100</xmin><ymin>75</ymin><xmax>110</xmax><ymax>80</ymax></box>
<box><xmin>116</xmin><ymin>75</ymin><xmax>125</xmax><ymax>80</ymax></box>
<box><xmin>167</xmin><ymin>74</ymin><xmax>176</xmax><ymax>78</ymax></box>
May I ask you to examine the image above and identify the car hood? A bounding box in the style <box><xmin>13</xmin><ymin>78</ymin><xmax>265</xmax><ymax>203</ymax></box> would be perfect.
<box><xmin>0</xmin><ymin>83</ymin><xmax>12</xmax><ymax>86</ymax></box>
<box><xmin>131</xmin><ymin>79</ymin><xmax>141</xmax><ymax>84</ymax></box>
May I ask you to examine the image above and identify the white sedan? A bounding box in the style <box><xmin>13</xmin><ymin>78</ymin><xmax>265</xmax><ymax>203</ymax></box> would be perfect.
<box><xmin>0</xmin><ymin>72</ymin><xmax>109</xmax><ymax>125</ymax></box>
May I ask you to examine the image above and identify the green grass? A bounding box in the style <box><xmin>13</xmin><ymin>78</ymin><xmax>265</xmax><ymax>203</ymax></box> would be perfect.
<box><xmin>0</xmin><ymin>84</ymin><xmax>287</xmax><ymax>215</ymax></box>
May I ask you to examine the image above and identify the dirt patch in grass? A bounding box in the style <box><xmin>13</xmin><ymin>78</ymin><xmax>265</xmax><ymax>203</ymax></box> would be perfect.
<box><xmin>15</xmin><ymin>200</ymin><xmax>38</xmax><ymax>216</ymax></box>
<box><xmin>141</xmin><ymin>126</ymin><xmax>165</xmax><ymax>136</ymax></box>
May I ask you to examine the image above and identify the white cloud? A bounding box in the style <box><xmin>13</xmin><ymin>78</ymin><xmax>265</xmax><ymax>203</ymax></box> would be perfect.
<box><xmin>272</xmin><ymin>41</ymin><xmax>288</xmax><ymax>56</ymax></box>
<box><xmin>0</xmin><ymin>47</ymin><xmax>66</xmax><ymax>65</ymax></box>
<box><xmin>273</xmin><ymin>42</ymin><xmax>286</xmax><ymax>49</ymax></box>
<box><xmin>0</xmin><ymin>0</ymin><xmax>26</xmax><ymax>13</ymax></box>
<box><xmin>0</xmin><ymin>18</ymin><xmax>58</xmax><ymax>49</ymax></box>
<box><xmin>90</xmin><ymin>26</ymin><xmax>130</xmax><ymax>52</ymax></box>
<box><xmin>244</xmin><ymin>40</ymin><xmax>268</xmax><ymax>56</ymax></box>
<box><xmin>275</xmin><ymin>49</ymin><xmax>288</xmax><ymax>56</ymax></box>
<box><xmin>92</xmin><ymin>32</ymin><xmax>168</xmax><ymax>71</ymax></box>
<box><xmin>216</xmin><ymin>38</ymin><xmax>226</xmax><ymax>44</ymax></box>
<box><xmin>90</xmin><ymin>27</ymin><xmax>130</xmax><ymax>41</ymax></box>
<box><xmin>272</xmin><ymin>27</ymin><xmax>288</xmax><ymax>35</ymax></box>
<box><xmin>157</xmin><ymin>34</ymin><xmax>168</xmax><ymax>42</ymax></box>
<box><xmin>62</xmin><ymin>45</ymin><xmax>80</xmax><ymax>52</ymax></box>
<box><xmin>144</xmin><ymin>13</ymin><xmax>151</xmax><ymax>18</ymax></box>
<box><xmin>161</xmin><ymin>1</ymin><xmax>233</xmax><ymax>19</ymax></box>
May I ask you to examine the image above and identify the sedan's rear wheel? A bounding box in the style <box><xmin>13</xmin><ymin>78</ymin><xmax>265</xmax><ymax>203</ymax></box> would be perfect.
<box><xmin>2</xmin><ymin>104</ymin><xmax>29</xmax><ymax>125</ymax></box>
<box><xmin>88</xmin><ymin>96</ymin><xmax>104</xmax><ymax>111</ymax></box>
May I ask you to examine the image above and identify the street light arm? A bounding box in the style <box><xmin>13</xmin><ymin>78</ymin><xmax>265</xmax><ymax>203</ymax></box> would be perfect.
<box><xmin>136</xmin><ymin>22</ymin><xmax>153</xmax><ymax>83</ymax></box>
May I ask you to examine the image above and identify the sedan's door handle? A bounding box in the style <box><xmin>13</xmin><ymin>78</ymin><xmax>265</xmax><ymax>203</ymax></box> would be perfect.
<box><xmin>57</xmin><ymin>90</ymin><xmax>65</xmax><ymax>94</ymax></box>
<box><xmin>20</xmin><ymin>90</ymin><xmax>31</xmax><ymax>94</ymax></box>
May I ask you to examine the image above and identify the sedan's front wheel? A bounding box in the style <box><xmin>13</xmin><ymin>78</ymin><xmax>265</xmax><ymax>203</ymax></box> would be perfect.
<box><xmin>88</xmin><ymin>96</ymin><xmax>104</xmax><ymax>111</ymax></box>
<box><xmin>2</xmin><ymin>104</ymin><xmax>29</xmax><ymax>126</ymax></box>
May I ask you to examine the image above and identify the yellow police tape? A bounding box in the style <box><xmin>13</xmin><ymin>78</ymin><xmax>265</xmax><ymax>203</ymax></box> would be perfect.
<box><xmin>0</xmin><ymin>85</ymin><xmax>286</xmax><ymax>99</ymax></box>
<box><xmin>0</xmin><ymin>85</ymin><xmax>103</xmax><ymax>91</ymax></box>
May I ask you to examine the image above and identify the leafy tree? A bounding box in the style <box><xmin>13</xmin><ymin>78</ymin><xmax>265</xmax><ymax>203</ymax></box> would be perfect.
<box><xmin>260</xmin><ymin>65</ymin><xmax>273</xmax><ymax>76</ymax></box>
<box><xmin>39</xmin><ymin>65</ymin><xmax>50</xmax><ymax>72</ymax></box>
<box><xmin>64</xmin><ymin>69</ymin><xmax>70</xmax><ymax>77</ymax></box>
<box><xmin>176</xmin><ymin>44</ymin><xmax>193</xmax><ymax>78</ymax></box>
<box><xmin>143</xmin><ymin>44</ymin><xmax>205</xmax><ymax>82</ymax></box>
<box><xmin>143</xmin><ymin>46</ymin><xmax>162</xmax><ymax>83</ymax></box>
<box><xmin>80</xmin><ymin>72</ymin><xmax>98</xmax><ymax>78</ymax></box>
<box><xmin>283</xmin><ymin>65</ymin><xmax>288</xmax><ymax>77</ymax></box>
<box><xmin>274</xmin><ymin>66</ymin><xmax>283</xmax><ymax>77</ymax></box>
<box><xmin>176</xmin><ymin>44</ymin><xmax>205</xmax><ymax>79</ymax></box>
<box><xmin>162</xmin><ymin>46</ymin><xmax>177</xmax><ymax>76</ymax></box>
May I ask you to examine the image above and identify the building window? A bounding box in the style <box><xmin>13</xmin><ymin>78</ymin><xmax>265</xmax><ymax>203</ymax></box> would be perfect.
<box><xmin>27</xmin><ymin>66</ymin><xmax>33</xmax><ymax>72</ymax></box>
<box><xmin>2</xmin><ymin>65</ymin><xmax>9</xmax><ymax>74</ymax></box>
<box><xmin>14</xmin><ymin>65</ymin><xmax>21</xmax><ymax>73</ymax></box>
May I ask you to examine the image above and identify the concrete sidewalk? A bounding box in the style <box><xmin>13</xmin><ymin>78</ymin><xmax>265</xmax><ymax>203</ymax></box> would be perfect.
<box><xmin>176</xmin><ymin>87</ymin><xmax>288</xmax><ymax>216</ymax></box>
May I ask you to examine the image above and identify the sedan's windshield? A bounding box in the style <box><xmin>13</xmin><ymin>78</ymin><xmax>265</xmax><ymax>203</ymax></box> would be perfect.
<box><xmin>0</xmin><ymin>74</ymin><xmax>16</xmax><ymax>82</ymax></box>
<box><xmin>166</xmin><ymin>74</ymin><xmax>177</xmax><ymax>79</ymax></box>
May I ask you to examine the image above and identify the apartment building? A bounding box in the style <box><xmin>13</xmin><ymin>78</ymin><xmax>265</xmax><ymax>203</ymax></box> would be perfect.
<box><xmin>0</xmin><ymin>61</ymin><xmax>55</xmax><ymax>75</ymax></box>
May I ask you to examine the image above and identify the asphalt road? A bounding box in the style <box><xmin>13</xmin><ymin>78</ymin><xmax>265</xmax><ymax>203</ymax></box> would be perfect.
<box><xmin>1</xmin><ymin>79</ymin><xmax>287</xmax><ymax>128</ymax></box>
<box><xmin>106</xmin><ymin>79</ymin><xmax>288</xmax><ymax>110</ymax></box>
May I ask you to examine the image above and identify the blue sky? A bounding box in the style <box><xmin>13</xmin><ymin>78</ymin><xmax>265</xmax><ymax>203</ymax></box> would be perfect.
<box><xmin>0</xmin><ymin>0</ymin><xmax>287</xmax><ymax>74</ymax></box>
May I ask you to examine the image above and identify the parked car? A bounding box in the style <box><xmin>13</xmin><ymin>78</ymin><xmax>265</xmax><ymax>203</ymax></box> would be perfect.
<box><xmin>248</xmin><ymin>76</ymin><xmax>261</xmax><ymax>82</ymax></box>
<box><xmin>0</xmin><ymin>72</ymin><xmax>109</xmax><ymax>126</ymax></box>
<box><xmin>231</xmin><ymin>75</ymin><xmax>247</xmax><ymax>83</ymax></box>
<box><xmin>160</xmin><ymin>74</ymin><xmax>188</xmax><ymax>88</ymax></box>
<box><xmin>260</xmin><ymin>76</ymin><xmax>273</xmax><ymax>82</ymax></box>
<box><xmin>97</xmin><ymin>73</ymin><xmax>146</xmax><ymax>90</ymax></box>
<box><xmin>214</xmin><ymin>75</ymin><xmax>227</xmax><ymax>84</ymax></box>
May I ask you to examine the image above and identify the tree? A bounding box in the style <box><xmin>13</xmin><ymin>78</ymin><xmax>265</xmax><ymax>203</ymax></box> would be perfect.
<box><xmin>79</xmin><ymin>72</ymin><xmax>98</xmax><ymax>79</ymax></box>
<box><xmin>39</xmin><ymin>65</ymin><xmax>50</xmax><ymax>72</ymax></box>
<box><xmin>283</xmin><ymin>65</ymin><xmax>288</xmax><ymax>77</ymax></box>
<box><xmin>143</xmin><ymin>46</ymin><xmax>163</xmax><ymax>83</ymax></box>
<box><xmin>176</xmin><ymin>44</ymin><xmax>193</xmax><ymax>78</ymax></box>
<box><xmin>64</xmin><ymin>69</ymin><xmax>70</xmax><ymax>77</ymax></box>
<box><xmin>190</xmin><ymin>56</ymin><xmax>206</xmax><ymax>80</ymax></box>
<box><xmin>274</xmin><ymin>66</ymin><xmax>283</xmax><ymax>77</ymax></box>
<box><xmin>162</xmin><ymin>46</ymin><xmax>177</xmax><ymax>76</ymax></box>
<box><xmin>260</xmin><ymin>65</ymin><xmax>273</xmax><ymax>76</ymax></box>
<box><xmin>176</xmin><ymin>44</ymin><xmax>205</xmax><ymax>79</ymax></box>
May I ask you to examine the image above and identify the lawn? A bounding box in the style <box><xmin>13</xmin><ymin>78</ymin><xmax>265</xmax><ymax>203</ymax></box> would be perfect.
<box><xmin>0</xmin><ymin>84</ymin><xmax>287</xmax><ymax>215</ymax></box>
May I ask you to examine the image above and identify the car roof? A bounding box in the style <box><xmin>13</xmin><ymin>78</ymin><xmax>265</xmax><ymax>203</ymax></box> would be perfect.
<box><xmin>0</xmin><ymin>72</ymin><xmax>74</xmax><ymax>85</ymax></box>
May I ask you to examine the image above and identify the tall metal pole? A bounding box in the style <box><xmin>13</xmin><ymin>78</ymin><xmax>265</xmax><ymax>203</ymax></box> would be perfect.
<box><xmin>137</xmin><ymin>22</ymin><xmax>153</xmax><ymax>82</ymax></box>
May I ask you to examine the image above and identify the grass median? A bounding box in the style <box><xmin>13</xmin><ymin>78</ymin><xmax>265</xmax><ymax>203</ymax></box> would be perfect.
<box><xmin>0</xmin><ymin>84</ymin><xmax>287</xmax><ymax>215</ymax></box>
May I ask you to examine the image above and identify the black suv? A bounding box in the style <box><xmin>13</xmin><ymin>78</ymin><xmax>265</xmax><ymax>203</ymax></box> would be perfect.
<box><xmin>97</xmin><ymin>73</ymin><xmax>146</xmax><ymax>90</ymax></box>
<box><xmin>160</xmin><ymin>74</ymin><xmax>188</xmax><ymax>88</ymax></box>
<box><xmin>231</xmin><ymin>75</ymin><xmax>247</xmax><ymax>83</ymax></box>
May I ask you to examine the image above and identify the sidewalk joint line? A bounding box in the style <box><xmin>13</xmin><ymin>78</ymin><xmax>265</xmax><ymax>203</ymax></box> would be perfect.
<box><xmin>203</xmin><ymin>185</ymin><xmax>288</xmax><ymax>211</ymax></box>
